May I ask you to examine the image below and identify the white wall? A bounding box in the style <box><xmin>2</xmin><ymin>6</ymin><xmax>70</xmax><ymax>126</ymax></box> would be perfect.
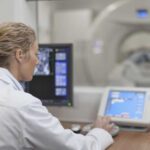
<box><xmin>0</xmin><ymin>0</ymin><xmax>36</xmax><ymax>32</ymax></box>
<box><xmin>38</xmin><ymin>1</ymin><xmax>55</xmax><ymax>43</ymax></box>
<box><xmin>0</xmin><ymin>0</ymin><xmax>15</xmax><ymax>22</ymax></box>
<box><xmin>14</xmin><ymin>0</ymin><xmax>36</xmax><ymax>31</ymax></box>
<box><xmin>53</xmin><ymin>9</ymin><xmax>92</xmax><ymax>43</ymax></box>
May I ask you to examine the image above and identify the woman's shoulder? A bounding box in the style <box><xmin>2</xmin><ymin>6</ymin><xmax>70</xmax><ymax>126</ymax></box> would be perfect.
<box><xmin>0</xmin><ymin>86</ymin><xmax>42</xmax><ymax>109</ymax></box>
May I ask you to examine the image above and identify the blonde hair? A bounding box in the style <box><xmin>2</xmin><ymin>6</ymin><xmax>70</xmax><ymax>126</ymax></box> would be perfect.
<box><xmin>0</xmin><ymin>22</ymin><xmax>36</xmax><ymax>67</ymax></box>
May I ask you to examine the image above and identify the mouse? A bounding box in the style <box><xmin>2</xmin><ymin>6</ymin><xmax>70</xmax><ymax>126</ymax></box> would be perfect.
<box><xmin>71</xmin><ymin>124</ymin><xmax>81</xmax><ymax>133</ymax></box>
<box><xmin>110</xmin><ymin>125</ymin><xmax>120</xmax><ymax>136</ymax></box>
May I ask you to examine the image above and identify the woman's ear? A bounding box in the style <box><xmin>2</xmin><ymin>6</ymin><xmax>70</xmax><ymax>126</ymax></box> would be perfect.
<box><xmin>15</xmin><ymin>49</ymin><xmax>24</xmax><ymax>63</ymax></box>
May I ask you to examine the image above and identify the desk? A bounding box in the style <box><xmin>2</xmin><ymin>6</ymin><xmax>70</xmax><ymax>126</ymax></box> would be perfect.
<box><xmin>107</xmin><ymin>131</ymin><xmax>150</xmax><ymax>150</ymax></box>
<box><xmin>61</xmin><ymin>121</ymin><xmax>150</xmax><ymax>150</ymax></box>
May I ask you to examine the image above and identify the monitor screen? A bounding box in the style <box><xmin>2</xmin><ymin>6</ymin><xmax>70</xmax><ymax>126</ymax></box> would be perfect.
<box><xmin>24</xmin><ymin>43</ymin><xmax>73</xmax><ymax>106</ymax></box>
<box><xmin>105</xmin><ymin>90</ymin><xmax>146</xmax><ymax>120</ymax></box>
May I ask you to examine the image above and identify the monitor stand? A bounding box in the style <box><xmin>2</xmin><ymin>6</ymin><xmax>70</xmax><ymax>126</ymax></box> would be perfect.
<box><xmin>119</xmin><ymin>125</ymin><xmax>149</xmax><ymax>132</ymax></box>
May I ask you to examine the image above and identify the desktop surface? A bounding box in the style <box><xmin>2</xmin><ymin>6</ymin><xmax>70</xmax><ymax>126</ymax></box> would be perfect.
<box><xmin>61</xmin><ymin>121</ymin><xmax>150</xmax><ymax>150</ymax></box>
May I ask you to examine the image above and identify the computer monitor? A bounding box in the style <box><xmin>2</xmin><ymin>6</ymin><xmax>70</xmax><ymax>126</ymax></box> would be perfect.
<box><xmin>98</xmin><ymin>87</ymin><xmax>150</xmax><ymax>127</ymax></box>
<box><xmin>24</xmin><ymin>43</ymin><xmax>73</xmax><ymax>106</ymax></box>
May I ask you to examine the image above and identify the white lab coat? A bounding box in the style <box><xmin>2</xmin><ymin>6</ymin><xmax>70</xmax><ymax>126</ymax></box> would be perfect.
<box><xmin>0</xmin><ymin>67</ymin><xmax>113</xmax><ymax>150</ymax></box>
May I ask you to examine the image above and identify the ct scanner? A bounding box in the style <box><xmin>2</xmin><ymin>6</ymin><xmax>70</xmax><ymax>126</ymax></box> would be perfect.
<box><xmin>75</xmin><ymin>0</ymin><xmax>150</xmax><ymax>87</ymax></box>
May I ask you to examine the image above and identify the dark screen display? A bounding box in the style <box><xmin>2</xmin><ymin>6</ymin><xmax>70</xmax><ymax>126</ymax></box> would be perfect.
<box><xmin>25</xmin><ymin>44</ymin><xmax>73</xmax><ymax>106</ymax></box>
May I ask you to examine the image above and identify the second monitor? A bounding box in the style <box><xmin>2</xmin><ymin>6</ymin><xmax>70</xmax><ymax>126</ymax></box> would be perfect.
<box><xmin>98</xmin><ymin>86</ymin><xmax>150</xmax><ymax>127</ymax></box>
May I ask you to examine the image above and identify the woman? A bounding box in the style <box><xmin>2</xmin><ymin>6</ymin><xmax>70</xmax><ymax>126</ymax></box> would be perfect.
<box><xmin>0</xmin><ymin>22</ymin><xmax>113</xmax><ymax>150</ymax></box>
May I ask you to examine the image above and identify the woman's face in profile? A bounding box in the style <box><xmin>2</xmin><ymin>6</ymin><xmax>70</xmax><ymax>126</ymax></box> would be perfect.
<box><xmin>18</xmin><ymin>41</ymin><xmax>39</xmax><ymax>81</ymax></box>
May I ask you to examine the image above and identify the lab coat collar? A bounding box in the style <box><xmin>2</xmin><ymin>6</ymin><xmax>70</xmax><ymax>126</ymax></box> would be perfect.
<box><xmin>0</xmin><ymin>67</ymin><xmax>24</xmax><ymax>91</ymax></box>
